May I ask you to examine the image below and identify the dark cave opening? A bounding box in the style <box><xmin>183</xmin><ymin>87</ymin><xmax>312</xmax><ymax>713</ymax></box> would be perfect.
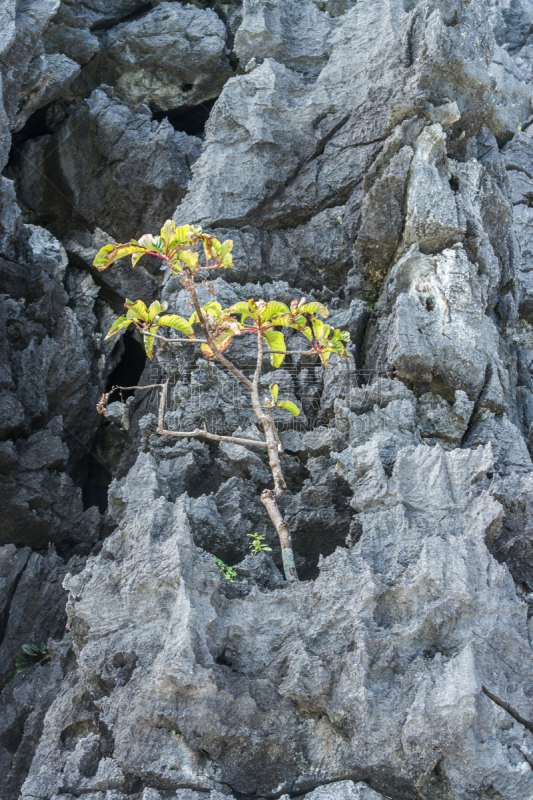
<box><xmin>82</xmin><ymin>331</ymin><xmax>147</xmax><ymax>514</ymax></box>
<box><xmin>82</xmin><ymin>449</ymin><xmax>112</xmax><ymax>515</ymax></box>
<box><xmin>10</xmin><ymin>104</ymin><xmax>53</xmax><ymax>151</ymax></box>
<box><xmin>105</xmin><ymin>330</ymin><xmax>147</xmax><ymax>399</ymax></box>
<box><xmin>152</xmin><ymin>97</ymin><xmax>218</xmax><ymax>138</ymax></box>
<box><xmin>89</xmin><ymin>3</ymin><xmax>154</xmax><ymax>31</ymax></box>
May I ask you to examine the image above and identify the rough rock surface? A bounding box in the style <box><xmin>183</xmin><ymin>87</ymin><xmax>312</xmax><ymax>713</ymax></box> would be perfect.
<box><xmin>3</xmin><ymin>0</ymin><xmax>533</xmax><ymax>799</ymax></box>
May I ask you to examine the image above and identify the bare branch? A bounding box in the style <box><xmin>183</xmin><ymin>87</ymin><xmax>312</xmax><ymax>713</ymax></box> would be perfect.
<box><xmin>158</xmin><ymin>380</ymin><xmax>168</xmax><ymax>431</ymax></box>
<box><xmin>110</xmin><ymin>383</ymin><xmax>164</xmax><ymax>392</ymax></box>
<box><xmin>97</xmin><ymin>383</ymin><xmax>164</xmax><ymax>414</ymax></box>
<box><xmin>151</xmin><ymin>328</ymin><xmax>315</xmax><ymax>357</ymax></box>
<box><xmin>149</xmin><ymin>332</ymin><xmax>207</xmax><ymax>344</ymax></box>
<box><xmin>155</xmin><ymin>426</ymin><xmax>269</xmax><ymax>450</ymax></box>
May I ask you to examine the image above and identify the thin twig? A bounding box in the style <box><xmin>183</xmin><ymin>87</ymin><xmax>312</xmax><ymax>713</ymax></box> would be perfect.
<box><xmin>155</xmin><ymin>426</ymin><xmax>269</xmax><ymax>449</ymax></box>
<box><xmin>148</xmin><ymin>333</ymin><xmax>207</xmax><ymax>344</ymax></box>
<box><xmin>110</xmin><ymin>383</ymin><xmax>164</xmax><ymax>392</ymax></box>
<box><xmin>149</xmin><ymin>330</ymin><xmax>315</xmax><ymax>356</ymax></box>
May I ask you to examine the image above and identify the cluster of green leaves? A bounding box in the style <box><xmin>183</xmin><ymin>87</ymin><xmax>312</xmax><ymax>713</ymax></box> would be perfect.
<box><xmin>94</xmin><ymin>220</ymin><xmax>233</xmax><ymax>275</ymax></box>
<box><xmin>213</xmin><ymin>556</ymin><xmax>237</xmax><ymax>582</ymax></box>
<box><xmin>106</xmin><ymin>299</ymin><xmax>195</xmax><ymax>358</ymax></box>
<box><xmin>104</xmin><ymin>293</ymin><xmax>352</xmax><ymax>368</ymax></box>
<box><xmin>189</xmin><ymin>301</ymin><xmax>242</xmax><ymax>360</ymax></box>
<box><xmin>248</xmin><ymin>532</ymin><xmax>273</xmax><ymax>556</ymax></box>
<box><xmin>5</xmin><ymin>640</ymin><xmax>50</xmax><ymax>684</ymax></box>
<box><xmin>211</xmin><ymin>296</ymin><xmax>351</xmax><ymax>368</ymax></box>
<box><xmin>302</xmin><ymin>317</ymin><xmax>351</xmax><ymax>367</ymax></box>
<box><xmin>264</xmin><ymin>383</ymin><xmax>300</xmax><ymax>417</ymax></box>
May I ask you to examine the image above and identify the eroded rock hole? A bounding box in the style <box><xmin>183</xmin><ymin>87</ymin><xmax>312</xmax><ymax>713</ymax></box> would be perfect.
<box><xmin>10</xmin><ymin>103</ymin><xmax>53</xmax><ymax>150</ymax></box>
<box><xmin>449</xmin><ymin>176</ymin><xmax>460</xmax><ymax>193</ymax></box>
<box><xmin>152</xmin><ymin>97</ymin><xmax>218</xmax><ymax>138</ymax></box>
<box><xmin>105</xmin><ymin>330</ymin><xmax>146</xmax><ymax>400</ymax></box>
<box><xmin>82</xmin><ymin>331</ymin><xmax>146</xmax><ymax>513</ymax></box>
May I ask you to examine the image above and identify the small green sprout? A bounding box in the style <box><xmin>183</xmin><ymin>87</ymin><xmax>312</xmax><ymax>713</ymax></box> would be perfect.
<box><xmin>5</xmin><ymin>640</ymin><xmax>50</xmax><ymax>684</ymax></box>
<box><xmin>248</xmin><ymin>532</ymin><xmax>273</xmax><ymax>556</ymax></box>
<box><xmin>213</xmin><ymin>556</ymin><xmax>237</xmax><ymax>582</ymax></box>
<box><xmin>264</xmin><ymin>384</ymin><xmax>300</xmax><ymax>417</ymax></box>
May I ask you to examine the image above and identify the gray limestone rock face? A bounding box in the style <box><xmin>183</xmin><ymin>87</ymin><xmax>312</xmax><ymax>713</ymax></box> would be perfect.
<box><xmin>416</xmin><ymin>389</ymin><xmax>474</xmax><ymax>447</ymax></box>
<box><xmin>13</xmin><ymin>49</ymin><xmax>80</xmax><ymax>132</ymax></box>
<box><xmin>81</xmin><ymin>3</ymin><xmax>232</xmax><ymax>113</ymax></box>
<box><xmin>5</xmin><ymin>0</ymin><xmax>533</xmax><ymax>796</ymax></box>
<box><xmin>0</xmin><ymin>177</ymin><xmax>104</xmax><ymax>550</ymax></box>
<box><xmin>11</xmin><ymin>87</ymin><xmax>202</xmax><ymax>240</ymax></box>
<box><xmin>234</xmin><ymin>0</ymin><xmax>334</xmax><ymax>78</ymax></box>
<box><xmin>367</xmin><ymin>245</ymin><xmax>504</xmax><ymax>396</ymax></box>
<box><xmin>401</xmin><ymin>124</ymin><xmax>464</xmax><ymax>254</ymax></box>
<box><xmin>15</xmin><ymin>438</ymin><xmax>533</xmax><ymax>800</ymax></box>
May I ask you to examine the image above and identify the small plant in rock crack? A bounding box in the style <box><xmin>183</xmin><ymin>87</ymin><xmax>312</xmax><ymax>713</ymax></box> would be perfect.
<box><xmin>213</xmin><ymin>557</ymin><xmax>237</xmax><ymax>582</ymax></box>
<box><xmin>94</xmin><ymin>220</ymin><xmax>352</xmax><ymax>582</ymax></box>
<box><xmin>5</xmin><ymin>640</ymin><xmax>50</xmax><ymax>684</ymax></box>
<box><xmin>248</xmin><ymin>532</ymin><xmax>273</xmax><ymax>556</ymax></box>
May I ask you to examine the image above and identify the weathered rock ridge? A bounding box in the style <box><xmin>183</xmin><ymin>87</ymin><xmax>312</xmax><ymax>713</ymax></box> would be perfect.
<box><xmin>3</xmin><ymin>0</ymin><xmax>533</xmax><ymax>798</ymax></box>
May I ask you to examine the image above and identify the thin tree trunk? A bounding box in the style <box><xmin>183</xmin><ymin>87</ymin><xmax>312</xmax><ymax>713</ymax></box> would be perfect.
<box><xmin>260</xmin><ymin>489</ymin><xmax>299</xmax><ymax>582</ymax></box>
<box><xmin>179</xmin><ymin>277</ymin><xmax>299</xmax><ymax>582</ymax></box>
<box><xmin>250</xmin><ymin>331</ymin><xmax>299</xmax><ymax>582</ymax></box>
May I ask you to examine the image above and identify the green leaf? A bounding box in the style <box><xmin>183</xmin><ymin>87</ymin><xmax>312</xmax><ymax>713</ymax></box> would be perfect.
<box><xmin>94</xmin><ymin>240</ymin><xmax>154</xmax><ymax>272</ymax></box>
<box><xmin>158</xmin><ymin>314</ymin><xmax>195</xmax><ymax>338</ymax></box>
<box><xmin>160</xmin><ymin>219</ymin><xmax>175</xmax><ymax>245</ymax></box>
<box><xmin>125</xmin><ymin>299</ymin><xmax>149</xmax><ymax>321</ymax></box>
<box><xmin>319</xmin><ymin>349</ymin><xmax>333</xmax><ymax>368</ymax></box>
<box><xmin>152</xmin><ymin>235</ymin><xmax>165</xmax><ymax>254</ymax></box>
<box><xmin>261</xmin><ymin>301</ymin><xmax>289</xmax><ymax>322</ymax></box>
<box><xmin>277</xmin><ymin>400</ymin><xmax>300</xmax><ymax>417</ymax></box>
<box><xmin>143</xmin><ymin>327</ymin><xmax>157</xmax><ymax>360</ymax></box>
<box><xmin>311</xmin><ymin>317</ymin><xmax>327</xmax><ymax>340</ymax></box>
<box><xmin>203</xmin><ymin>301</ymin><xmax>223</xmax><ymax>317</ymax></box>
<box><xmin>179</xmin><ymin>249</ymin><xmax>200</xmax><ymax>269</ymax></box>
<box><xmin>15</xmin><ymin>653</ymin><xmax>34</xmax><ymax>671</ymax></box>
<box><xmin>169</xmin><ymin>224</ymin><xmax>199</xmax><ymax>249</ymax></box>
<box><xmin>226</xmin><ymin>301</ymin><xmax>250</xmax><ymax>317</ymax></box>
<box><xmin>105</xmin><ymin>317</ymin><xmax>131</xmax><ymax>340</ymax></box>
<box><xmin>217</xmin><ymin>239</ymin><xmax>234</xmax><ymax>267</ymax></box>
<box><xmin>270</xmin><ymin>383</ymin><xmax>279</xmax><ymax>402</ymax></box>
<box><xmin>22</xmin><ymin>644</ymin><xmax>37</xmax><ymax>655</ymax></box>
<box><xmin>262</xmin><ymin>329</ymin><xmax>286</xmax><ymax>367</ymax></box>
<box><xmin>148</xmin><ymin>301</ymin><xmax>165</xmax><ymax>321</ymax></box>
<box><xmin>131</xmin><ymin>233</ymin><xmax>156</xmax><ymax>267</ymax></box>
<box><xmin>300</xmin><ymin>302</ymin><xmax>329</xmax><ymax>318</ymax></box>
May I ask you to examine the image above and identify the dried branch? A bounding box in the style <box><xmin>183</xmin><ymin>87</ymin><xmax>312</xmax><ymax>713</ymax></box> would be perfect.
<box><xmin>97</xmin><ymin>383</ymin><xmax>164</xmax><ymax>415</ymax></box>
<box><xmin>154</xmin><ymin>426</ymin><xmax>270</xmax><ymax>450</ymax></box>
